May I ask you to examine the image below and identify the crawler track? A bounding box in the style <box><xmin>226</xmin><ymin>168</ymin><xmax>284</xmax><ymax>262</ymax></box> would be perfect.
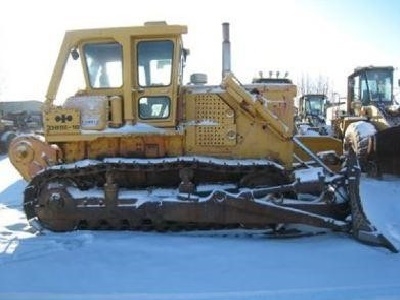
<box><xmin>23</xmin><ymin>158</ymin><xmax>349</xmax><ymax>231</ymax></box>
<box><xmin>23</xmin><ymin>156</ymin><xmax>398</xmax><ymax>252</ymax></box>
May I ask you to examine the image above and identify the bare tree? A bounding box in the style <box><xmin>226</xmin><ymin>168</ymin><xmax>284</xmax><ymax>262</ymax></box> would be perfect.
<box><xmin>297</xmin><ymin>73</ymin><xmax>331</xmax><ymax>96</ymax></box>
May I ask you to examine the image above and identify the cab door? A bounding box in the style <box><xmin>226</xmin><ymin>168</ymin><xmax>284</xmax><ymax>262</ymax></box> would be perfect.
<box><xmin>132</xmin><ymin>38</ymin><xmax>180</xmax><ymax>127</ymax></box>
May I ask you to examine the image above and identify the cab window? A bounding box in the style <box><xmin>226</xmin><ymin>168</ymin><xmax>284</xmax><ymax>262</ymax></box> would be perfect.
<box><xmin>84</xmin><ymin>43</ymin><xmax>123</xmax><ymax>88</ymax></box>
<box><xmin>139</xmin><ymin>96</ymin><xmax>170</xmax><ymax>119</ymax></box>
<box><xmin>137</xmin><ymin>40</ymin><xmax>173</xmax><ymax>87</ymax></box>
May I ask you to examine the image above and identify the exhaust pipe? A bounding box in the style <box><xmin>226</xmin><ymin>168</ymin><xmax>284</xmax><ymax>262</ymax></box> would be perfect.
<box><xmin>222</xmin><ymin>22</ymin><xmax>231</xmax><ymax>79</ymax></box>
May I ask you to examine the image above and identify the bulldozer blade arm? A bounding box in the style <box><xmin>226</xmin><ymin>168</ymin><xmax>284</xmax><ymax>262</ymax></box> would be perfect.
<box><xmin>347</xmin><ymin>148</ymin><xmax>399</xmax><ymax>253</ymax></box>
<box><xmin>294</xmin><ymin>135</ymin><xmax>343</xmax><ymax>172</ymax></box>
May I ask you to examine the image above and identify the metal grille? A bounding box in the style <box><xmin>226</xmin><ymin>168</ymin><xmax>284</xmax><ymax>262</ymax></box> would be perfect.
<box><xmin>194</xmin><ymin>95</ymin><xmax>236</xmax><ymax>146</ymax></box>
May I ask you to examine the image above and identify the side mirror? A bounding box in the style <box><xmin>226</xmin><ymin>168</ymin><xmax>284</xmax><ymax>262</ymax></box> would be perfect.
<box><xmin>71</xmin><ymin>48</ymin><xmax>79</xmax><ymax>60</ymax></box>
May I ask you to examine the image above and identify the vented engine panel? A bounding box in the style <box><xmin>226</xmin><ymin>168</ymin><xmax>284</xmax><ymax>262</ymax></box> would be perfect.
<box><xmin>194</xmin><ymin>95</ymin><xmax>236</xmax><ymax>146</ymax></box>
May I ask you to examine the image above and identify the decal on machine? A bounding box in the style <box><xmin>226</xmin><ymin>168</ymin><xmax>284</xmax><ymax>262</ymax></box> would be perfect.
<box><xmin>55</xmin><ymin>114</ymin><xmax>73</xmax><ymax>123</ymax></box>
<box><xmin>46</xmin><ymin>109</ymin><xmax>81</xmax><ymax>135</ymax></box>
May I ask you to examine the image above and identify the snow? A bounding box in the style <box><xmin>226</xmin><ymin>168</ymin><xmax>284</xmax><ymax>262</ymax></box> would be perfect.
<box><xmin>81</xmin><ymin>123</ymin><xmax>169</xmax><ymax>135</ymax></box>
<box><xmin>1</xmin><ymin>155</ymin><xmax>400</xmax><ymax>299</ymax></box>
<box><xmin>345</xmin><ymin>121</ymin><xmax>377</xmax><ymax>140</ymax></box>
<box><xmin>293</xmin><ymin>166</ymin><xmax>324</xmax><ymax>183</ymax></box>
<box><xmin>53</xmin><ymin>156</ymin><xmax>283</xmax><ymax>170</ymax></box>
<box><xmin>297</xmin><ymin>124</ymin><xmax>321</xmax><ymax>136</ymax></box>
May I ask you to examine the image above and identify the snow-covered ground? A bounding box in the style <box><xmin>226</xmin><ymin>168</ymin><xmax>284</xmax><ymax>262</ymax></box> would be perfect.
<box><xmin>1</xmin><ymin>154</ymin><xmax>400</xmax><ymax>300</ymax></box>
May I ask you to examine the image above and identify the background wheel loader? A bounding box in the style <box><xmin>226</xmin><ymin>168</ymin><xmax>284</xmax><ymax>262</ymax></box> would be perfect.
<box><xmin>293</xmin><ymin>93</ymin><xmax>343</xmax><ymax>171</ymax></box>
<box><xmin>7</xmin><ymin>22</ymin><xmax>396</xmax><ymax>251</ymax></box>
<box><xmin>332</xmin><ymin>66</ymin><xmax>400</xmax><ymax>177</ymax></box>
<box><xmin>295</xmin><ymin>94</ymin><xmax>330</xmax><ymax>136</ymax></box>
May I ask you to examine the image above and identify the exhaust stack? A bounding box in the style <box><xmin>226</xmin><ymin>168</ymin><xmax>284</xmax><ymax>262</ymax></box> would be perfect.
<box><xmin>222</xmin><ymin>22</ymin><xmax>231</xmax><ymax>79</ymax></box>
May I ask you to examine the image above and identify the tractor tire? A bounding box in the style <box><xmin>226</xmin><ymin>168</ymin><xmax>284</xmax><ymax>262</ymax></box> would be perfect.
<box><xmin>344</xmin><ymin>121</ymin><xmax>376</xmax><ymax>172</ymax></box>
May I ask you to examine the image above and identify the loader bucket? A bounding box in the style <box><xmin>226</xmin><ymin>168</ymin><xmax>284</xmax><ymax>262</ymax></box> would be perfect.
<box><xmin>373</xmin><ymin>126</ymin><xmax>400</xmax><ymax>175</ymax></box>
<box><xmin>294</xmin><ymin>136</ymin><xmax>343</xmax><ymax>171</ymax></box>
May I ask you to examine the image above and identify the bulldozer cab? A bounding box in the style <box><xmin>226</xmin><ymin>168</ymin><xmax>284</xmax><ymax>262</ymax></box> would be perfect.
<box><xmin>48</xmin><ymin>22</ymin><xmax>187</xmax><ymax>131</ymax></box>
<box><xmin>347</xmin><ymin>66</ymin><xmax>394</xmax><ymax>116</ymax></box>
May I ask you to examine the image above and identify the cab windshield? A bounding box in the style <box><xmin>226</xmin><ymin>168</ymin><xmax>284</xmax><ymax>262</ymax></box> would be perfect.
<box><xmin>304</xmin><ymin>96</ymin><xmax>326</xmax><ymax>116</ymax></box>
<box><xmin>361</xmin><ymin>69</ymin><xmax>393</xmax><ymax>104</ymax></box>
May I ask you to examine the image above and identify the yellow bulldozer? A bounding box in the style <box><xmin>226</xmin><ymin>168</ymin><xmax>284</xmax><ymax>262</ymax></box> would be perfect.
<box><xmin>7</xmin><ymin>22</ymin><xmax>396</xmax><ymax>251</ymax></box>
<box><xmin>332</xmin><ymin>65</ymin><xmax>400</xmax><ymax>177</ymax></box>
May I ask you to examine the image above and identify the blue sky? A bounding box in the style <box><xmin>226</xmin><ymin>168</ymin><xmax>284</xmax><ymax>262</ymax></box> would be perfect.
<box><xmin>313</xmin><ymin>0</ymin><xmax>400</xmax><ymax>57</ymax></box>
<box><xmin>0</xmin><ymin>0</ymin><xmax>399</xmax><ymax>100</ymax></box>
